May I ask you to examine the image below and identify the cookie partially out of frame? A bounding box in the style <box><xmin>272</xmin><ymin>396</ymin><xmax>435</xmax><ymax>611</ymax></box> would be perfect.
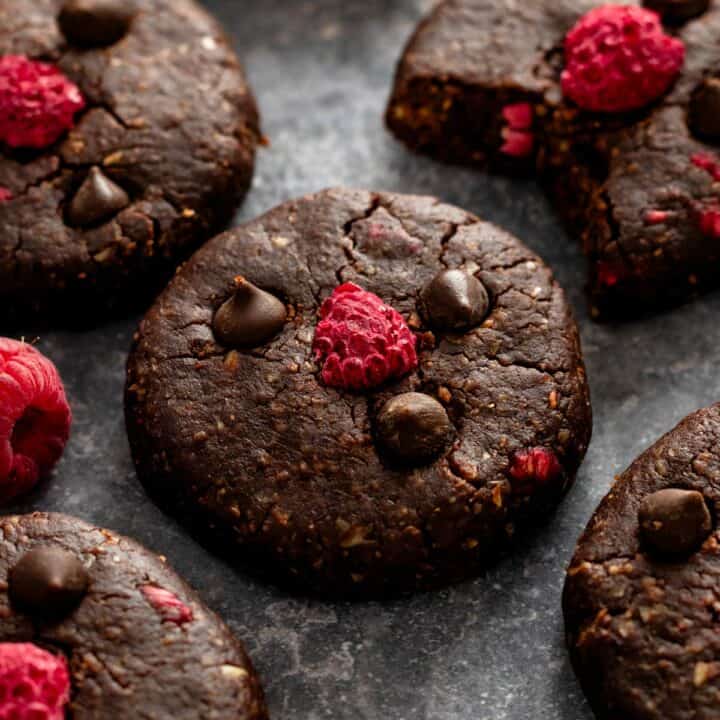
<box><xmin>125</xmin><ymin>187</ymin><xmax>592</xmax><ymax>596</ymax></box>
<box><xmin>386</xmin><ymin>0</ymin><xmax>720</xmax><ymax>318</ymax></box>
<box><xmin>0</xmin><ymin>512</ymin><xmax>267</xmax><ymax>718</ymax></box>
<box><xmin>564</xmin><ymin>404</ymin><xmax>720</xmax><ymax>720</ymax></box>
<box><xmin>0</xmin><ymin>0</ymin><xmax>260</xmax><ymax>320</ymax></box>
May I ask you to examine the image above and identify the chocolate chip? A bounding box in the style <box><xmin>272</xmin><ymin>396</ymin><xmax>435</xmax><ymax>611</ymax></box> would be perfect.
<box><xmin>67</xmin><ymin>167</ymin><xmax>130</xmax><ymax>227</ymax></box>
<box><xmin>419</xmin><ymin>269</ymin><xmax>489</xmax><ymax>331</ymax></box>
<box><xmin>689</xmin><ymin>78</ymin><xmax>720</xmax><ymax>139</ymax></box>
<box><xmin>213</xmin><ymin>277</ymin><xmax>287</xmax><ymax>348</ymax></box>
<box><xmin>9</xmin><ymin>547</ymin><xmax>89</xmax><ymax>618</ymax></box>
<box><xmin>59</xmin><ymin>0</ymin><xmax>136</xmax><ymax>48</ymax></box>
<box><xmin>639</xmin><ymin>488</ymin><xmax>713</xmax><ymax>556</ymax></box>
<box><xmin>643</xmin><ymin>0</ymin><xmax>710</xmax><ymax>23</ymax></box>
<box><xmin>376</xmin><ymin>392</ymin><xmax>452</xmax><ymax>466</ymax></box>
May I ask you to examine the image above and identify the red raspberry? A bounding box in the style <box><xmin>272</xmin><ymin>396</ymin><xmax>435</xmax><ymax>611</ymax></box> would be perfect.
<box><xmin>509</xmin><ymin>447</ymin><xmax>562</xmax><ymax>494</ymax></box>
<box><xmin>692</xmin><ymin>152</ymin><xmax>720</xmax><ymax>181</ymax></box>
<box><xmin>0</xmin><ymin>643</ymin><xmax>70</xmax><ymax>720</ymax></box>
<box><xmin>697</xmin><ymin>206</ymin><xmax>720</xmax><ymax>238</ymax></box>
<box><xmin>500</xmin><ymin>102</ymin><xmax>535</xmax><ymax>158</ymax></box>
<box><xmin>142</xmin><ymin>585</ymin><xmax>194</xmax><ymax>626</ymax></box>
<box><xmin>0</xmin><ymin>188</ymin><xmax>12</xmax><ymax>203</ymax></box>
<box><xmin>561</xmin><ymin>5</ymin><xmax>685</xmax><ymax>113</ymax></box>
<box><xmin>0</xmin><ymin>339</ymin><xmax>72</xmax><ymax>503</ymax></box>
<box><xmin>313</xmin><ymin>283</ymin><xmax>418</xmax><ymax>391</ymax></box>
<box><xmin>0</xmin><ymin>55</ymin><xmax>85</xmax><ymax>149</ymax></box>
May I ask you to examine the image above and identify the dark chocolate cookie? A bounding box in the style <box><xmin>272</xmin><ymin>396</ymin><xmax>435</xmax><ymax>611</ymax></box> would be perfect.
<box><xmin>125</xmin><ymin>188</ymin><xmax>592</xmax><ymax>596</ymax></box>
<box><xmin>0</xmin><ymin>0</ymin><xmax>260</xmax><ymax>321</ymax></box>
<box><xmin>0</xmin><ymin>512</ymin><xmax>267</xmax><ymax>719</ymax></box>
<box><xmin>563</xmin><ymin>404</ymin><xmax>720</xmax><ymax>720</ymax></box>
<box><xmin>386</xmin><ymin>0</ymin><xmax>720</xmax><ymax>318</ymax></box>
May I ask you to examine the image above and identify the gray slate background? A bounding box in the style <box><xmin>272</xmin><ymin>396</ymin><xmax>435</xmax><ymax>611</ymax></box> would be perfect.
<box><xmin>7</xmin><ymin>1</ymin><xmax>720</xmax><ymax>717</ymax></box>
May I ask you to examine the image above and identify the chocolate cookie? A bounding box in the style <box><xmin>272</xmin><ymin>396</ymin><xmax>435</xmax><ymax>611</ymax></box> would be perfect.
<box><xmin>563</xmin><ymin>404</ymin><xmax>720</xmax><ymax>720</ymax></box>
<box><xmin>0</xmin><ymin>512</ymin><xmax>267</xmax><ymax>719</ymax></box>
<box><xmin>386</xmin><ymin>1</ymin><xmax>720</xmax><ymax>318</ymax></box>
<box><xmin>0</xmin><ymin>0</ymin><xmax>260</xmax><ymax>321</ymax></box>
<box><xmin>125</xmin><ymin>188</ymin><xmax>592</xmax><ymax>596</ymax></box>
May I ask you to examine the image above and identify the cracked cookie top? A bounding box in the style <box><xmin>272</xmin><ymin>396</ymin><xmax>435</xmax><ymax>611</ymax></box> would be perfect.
<box><xmin>564</xmin><ymin>404</ymin><xmax>720</xmax><ymax>720</ymax></box>
<box><xmin>125</xmin><ymin>188</ymin><xmax>592</xmax><ymax>596</ymax></box>
<box><xmin>0</xmin><ymin>0</ymin><xmax>260</xmax><ymax>321</ymax></box>
<box><xmin>0</xmin><ymin>512</ymin><xmax>267</xmax><ymax>719</ymax></box>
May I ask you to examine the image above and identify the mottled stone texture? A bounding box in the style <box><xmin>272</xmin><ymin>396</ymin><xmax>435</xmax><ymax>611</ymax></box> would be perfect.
<box><xmin>3</xmin><ymin>1</ymin><xmax>720</xmax><ymax>718</ymax></box>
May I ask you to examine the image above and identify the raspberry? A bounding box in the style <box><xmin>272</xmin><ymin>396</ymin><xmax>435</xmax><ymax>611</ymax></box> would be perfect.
<box><xmin>0</xmin><ymin>643</ymin><xmax>70</xmax><ymax>720</ymax></box>
<box><xmin>0</xmin><ymin>339</ymin><xmax>72</xmax><ymax>503</ymax></box>
<box><xmin>561</xmin><ymin>5</ymin><xmax>685</xmax><ymax>113</ymax></box>
<box><xmin>596</xmin><ymin>261</ymin><xmax>622</xmax><ymax>288</ymax></box>
<box><xmin>696</xmin><ymin>205</ymin><xmax>720</xmax><ymax>238</ymax></box>
<box><xmin>692</xmin><ymin>152</ymin><xmax>720</xmax><ymax>181</ymax></box>
<box><xmin>644</xmin><ymin>209</ymin><xmax>670</xmax><ymax>225</ymax></box>
<box><xmin>142</xmin><ymin>585</ymin><xmax>194</xmax><ymax>626</ymax></box>
<box><xmin>500</xmin><ymin>102</ymin><xmax>535</xmax><ymax>158</ymax></box>
<box><xmin>0</xmin><ymin>55</ymin><xmax>85</xmax><ymax>149</ymax></box>
<box><xmin>313</xmin><ymin>283</ymin><xmax>418</xmax><ymax>391</ymax></box>
<box><xmin>509</xmin><ymin>447</ymin><xmax>562</xmax><ymax>494</ymax></box>
<box><xmin>0</xmin><ymin>188</ymin><xmax>12</xmax><ymax>203</ymax></box>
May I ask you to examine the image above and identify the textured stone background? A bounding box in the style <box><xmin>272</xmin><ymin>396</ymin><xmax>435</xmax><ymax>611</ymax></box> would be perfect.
<box><xmin>7</xmin><ymin>1</ymin><xmax>720</xmax><ymax>717</ymax></box>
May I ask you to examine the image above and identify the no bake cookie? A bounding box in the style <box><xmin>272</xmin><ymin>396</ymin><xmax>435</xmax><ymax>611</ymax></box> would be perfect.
<box><xmin>0</xmin><ymin>0</ymin><xmax>260</xmax><ymax>320</ymax></box>
<box><xmin>125</xmin><ymin>188</ymin><xmax>592</xmax><ymax>596</ymax></box>
<box><xmin>386</xmin><ymin>0</ymin><xmax>720</xmax><ymax>318</ymax></box>
<box><xmin>564</xmin><ymin>404</ymin><xmax>720</xmax><ymax>719</ymax></box>
<box><xmin>0</xmin><ymin>512</ymin><xmax>267</xmax><ymax>719</ymax></box>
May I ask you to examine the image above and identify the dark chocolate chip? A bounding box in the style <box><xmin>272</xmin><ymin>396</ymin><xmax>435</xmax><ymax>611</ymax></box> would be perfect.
<box><xmin>376</xmin><ymin>392</ymin><xmax>452</xmax><ymax>466</ymax></box>
<box><xmin>59</xmin><ymin>0</ymin><xmax>136</xmax><ymax>48</ymax></box>
<box><xmin>689</xmin><ymin>78</ymin><xmax>720</xmax><ymax>139</ymax></box>
<box><xmin>419</xmin><ymin>269</ymin><xmax>489</xmax><ymax>331</ymax></box>
<box><xmin>67</xmin><ymin>167</ymin><xmax>130</xmax><ymax>227</ymax></box>
<box><xmin>9</xmin><ymin>546</ymin><xmax>89</xmax><ymax>618</ymax></box>
<box><xmin>643</xmin><ymin>0</ymin><xmax>710</xmax><ymax>22</ymax></box>
<box><xmin>639</xmin><ymin>488</ymin><xmax>712</xmax><ymax>556</ymax></box>
<box><xmin>213</xmin><ymin>277</ymin><xmax>287</xmax><ymax>348</ymax></box>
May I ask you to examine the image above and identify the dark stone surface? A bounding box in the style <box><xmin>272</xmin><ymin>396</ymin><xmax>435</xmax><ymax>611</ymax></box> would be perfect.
<box><xmin>4</xmin><ymin>0</ymin><xmax>719</xmax><ymax>717</ymax></box>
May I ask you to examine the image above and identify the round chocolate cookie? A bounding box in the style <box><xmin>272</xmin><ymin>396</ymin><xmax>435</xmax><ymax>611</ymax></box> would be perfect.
<box><xmin>0</xmin><ymin>512</ymin><xmax>267</xmax><ymax>719</ymax></box>
<box><xmin>563</xmin><ymin>404</ymin><xmax>720</xmax><ymax>720</ymax></box>
<box><xmin>0</xmin><ymin>0</ymin><xmax>260</xmax><ymax>321</ymax></box>
<box><xmin>125</xmin><ymin>188</ymin><xmax>592</xmax><ymax>596</ymax></box>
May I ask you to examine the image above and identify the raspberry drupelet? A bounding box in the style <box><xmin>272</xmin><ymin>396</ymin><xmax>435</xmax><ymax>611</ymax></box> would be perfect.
<box><xmin>0</xmin><ymin>339</ymin><xmax>72</xmax><ymax>503</ymax></box>
<box><xmin>313</xmin><ymin>283</ymin><xmax>418</xmax><ymax>391</ymax></box>
<box><xmin>0</xmin><ymin>643</ymin><xmax>70</xmax><ymax>720</ymax></box>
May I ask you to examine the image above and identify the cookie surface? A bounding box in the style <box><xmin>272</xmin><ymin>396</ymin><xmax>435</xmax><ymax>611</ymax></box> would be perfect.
<box><xmin>0</xmin><ymin>512</ymin><xmax>267</xmax><ymax>719</ymax></box>
<box><xmin>386</xmin><ymin>0</ymin><xmax>720</xmax><ymax>318</ymax></box>
<box><xmin>0</xmin><ymin>0</ymin><xmax>260</xmax><ymax>320</ymax></box>
<box><xmin>564</xmin><ymin>405</ymin><xmax>720</xmax><ymax>720</ymax></box>
<box><xmin>125</xmin><ymin>188</ymin><xmax>592</xmax><ymax>596</ymax></box>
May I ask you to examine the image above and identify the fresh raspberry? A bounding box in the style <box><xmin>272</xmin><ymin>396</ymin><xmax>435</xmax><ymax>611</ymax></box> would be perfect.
<box><xmin>313</xmin><ymin>283</ymin><xmax>418</xmax><ymax>391</ymax></box>
<box><xmin>561</xmin><ymin>5</ymin><xmax>685</xmax><ymax>113</ymax></box>
<box><xmin>0</xmin><ymin>188</ymin><xmax>12</xmax><ymax>203</ymax></box>
<box><xmin>509</xmin><ymin>447</ymin><xmax>562</xmax><ymax>494</ymax></box>
<box><xmin>142</xmin><ymin>585</ymin><xmax>194</xmax><ymax>626</ymax></box>
<box><xmin>0</xmin><ymin>55</ymin><xmax>85</xmax><ymax>149</ymax></box>
<box><xmin>0</xmin><ymin>643</ymin><xmax>70</xmax><ymax>720</ymax></box>
<box><xmin>0</xmin><ymin>339</ymin><xmax>72</xmax><ymax>503</ymax></box>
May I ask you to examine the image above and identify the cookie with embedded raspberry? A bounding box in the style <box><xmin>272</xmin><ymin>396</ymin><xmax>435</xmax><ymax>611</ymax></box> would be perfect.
<box><xmin>0</xmin><ymin>0</ymin><xmax>260</xmax><ymax>322</ymax></box>
<box><xmin>563</xmin><ymin>404</ymin><xmax>720</xmax><ymax>720</ymax></box>
<box><xmin>125</xmin><ymin>188</ymin><xmax>592</xmax><ymax>596</ymax></box>
<box><xmin>386</xmin><ymin>0</ymin><xmax>720</xmax><ymax>318</ymax></box>
<box><xmin>0</xmin><ymin>512</ymin><xmax>267</xmax><ymax>719</ymax></box>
